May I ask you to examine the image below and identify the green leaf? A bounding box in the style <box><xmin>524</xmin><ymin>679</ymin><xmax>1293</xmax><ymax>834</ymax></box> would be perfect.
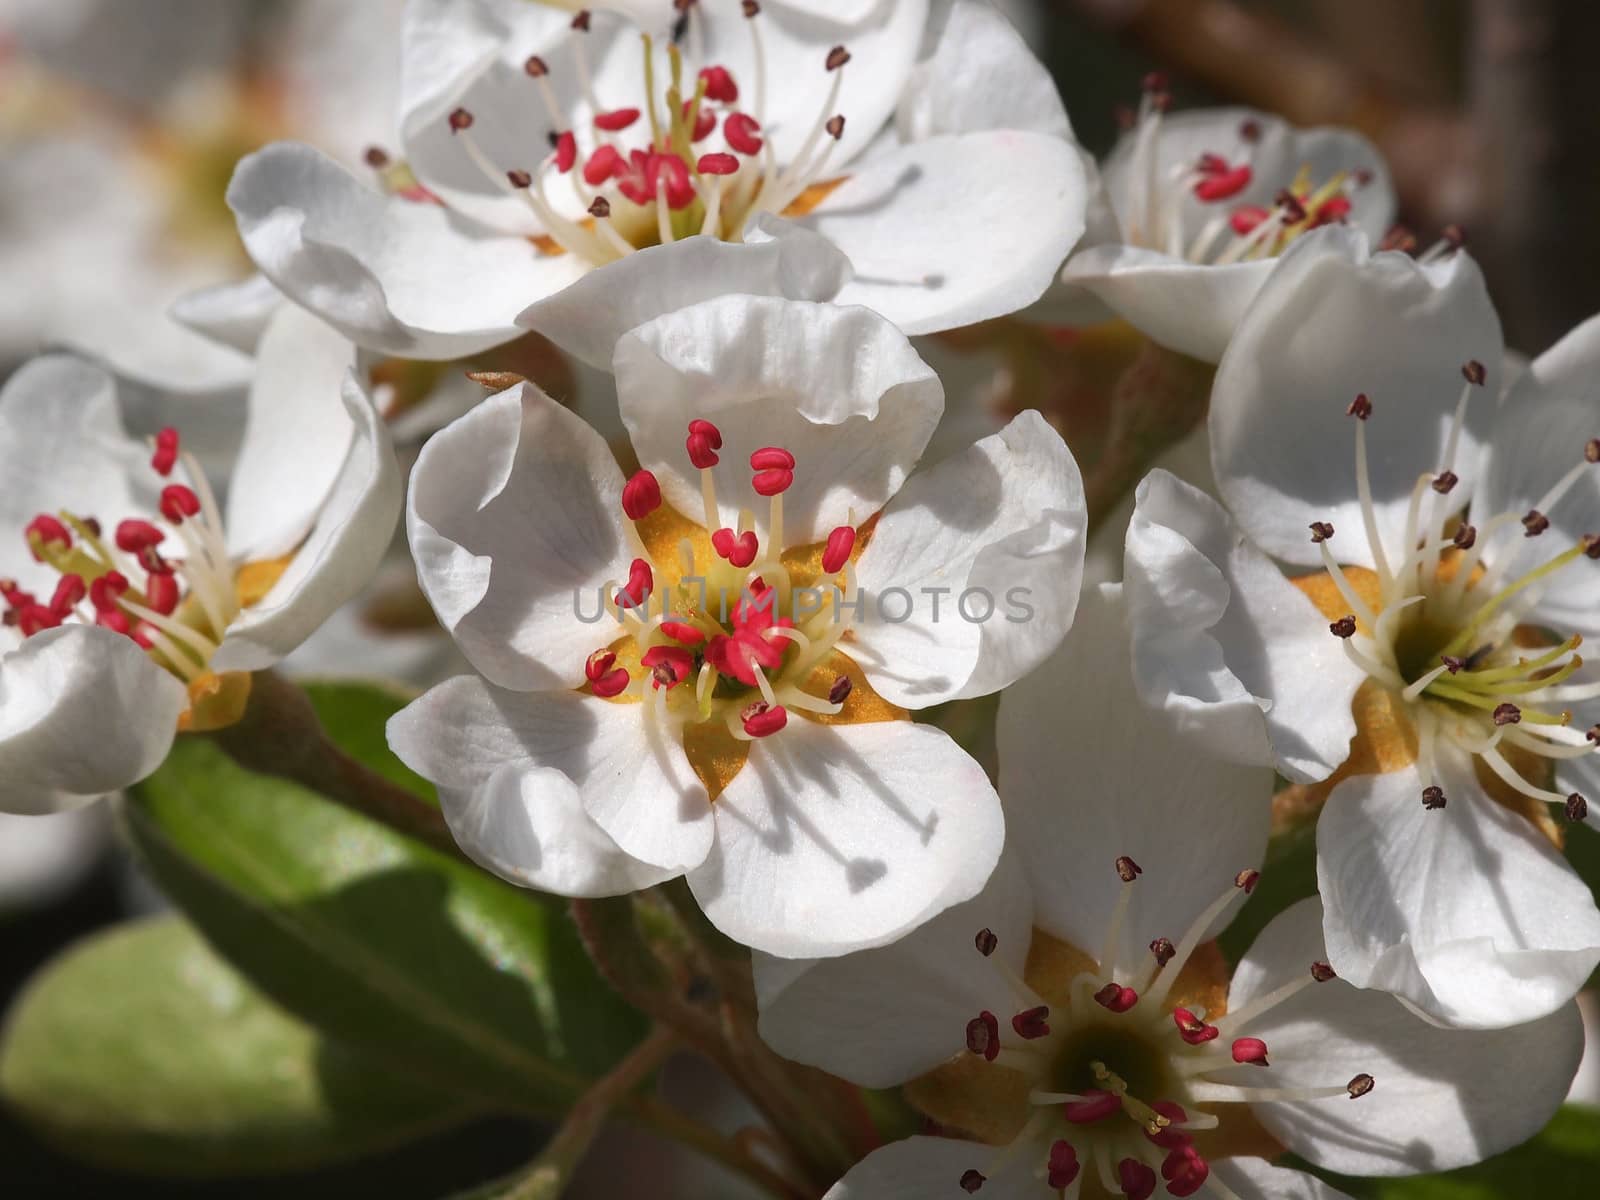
<box><xmin>302</xmin><ymin>679</ymin><xmax>435</xmax><ymax>801</ymax></box>
<box><xmin>126</xmin><ymin>692</ymin><xmax>648</xmax><ymax>1117</ymax></box>
<box><xmin>0</xmin><ymin>916</ymin><xmax>474</xmax><ymax>1177</ymax></box>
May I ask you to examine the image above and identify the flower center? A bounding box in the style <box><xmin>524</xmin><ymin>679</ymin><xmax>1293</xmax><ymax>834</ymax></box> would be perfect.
<box><xmin>916</xmin><ymin>860</ymin><xmax>1369</xmax><ymax>1199</ymax></box>
<box><xmin>443</xmin><ymin>4</ymin><xmax>849</xmax><ymax>266</ymax></box>
<box><xmin>1306</xmin><ymin>371</ymin><xmax>1600</xmax><ymax>818</ymax></box>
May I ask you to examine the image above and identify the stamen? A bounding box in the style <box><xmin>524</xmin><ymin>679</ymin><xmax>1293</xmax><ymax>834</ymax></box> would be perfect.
<box><xmin>1117</xmin><ymin>1157</ymin><xmax>1157</xmax><ymax>1200</ymax></box>
<box><xmin>1011</xmin><ymin>1006</ymin><xmax>1051</xmax><ymax>1040</ymax></box>
<box><xmin>966</xmin><ymin>1011</ymin><xmax>1001</xmax><ymax>1061</ymax></box>
<box><xmin>959</xmin><ymin>1169</ymin><xmax>985</xmax><ymax>1194</ymax></box>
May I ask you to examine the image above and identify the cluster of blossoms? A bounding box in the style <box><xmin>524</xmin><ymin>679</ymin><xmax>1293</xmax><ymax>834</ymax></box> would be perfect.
<box><xmin>3</xmin><ymin>2</ymin><xmax>1597</xmax><ymax>1198</ymax></box>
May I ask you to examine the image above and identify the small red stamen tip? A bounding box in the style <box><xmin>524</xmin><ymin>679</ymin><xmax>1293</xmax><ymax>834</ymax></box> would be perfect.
<box><xmin>114</xmin><ymin>519</ymin><xmax>163</xmax><ymax>554</ymax></box>
<box><xmin>828</xmin><ymin>674</ymin><xmax>852</xmax><ymax>705</ymax></box>
<box><xmin>594</xmin><ymin>107</ymin><xmax>641</xmax><ymax>132</ymax></box>
<box><xmin>524</xmin><ymin>55</ymin><xmax>548</xmax><ymax>77</ymax></box>
<box><xmin>448</xmin><ymin>107</ymin><xmax>474</xmax><ymax>132</ymax></box>
<box><xmin>584</xmin><ymin>144</ymin><xmax>622</xmax><ymax>186</ymax></box>
<box><xmin>1239</xmin><ymin>117</ymin><xmax>1262</xmax><ymax>141</ymax></box>
<box><xmin>571</xmin><ymin>9</ymin><xmax>591</xmax><ymax>31</ymax></box>
<box><xmin>1146</xmin><ymin>1101</ymin><xmax>1191</xmax><ymax>1150</ymax></box>
<box><xmin>642</xmin><ymin>644</ymin><xmax>694</xmax><ymax>690</ymax></box>
<box><xmin>1047</xmin><ymin>1141</ymin><xmax>1080</xmax><ymax>1188</ymax></box>
<box><xmin>1235</xmin><ymin>868</ymin><xmax>1260</xmax><ymax>893</ymax></box>
<box><xmin>1461</xmin><ymin>359</ymin><xmax>1487</xmax><ymax>386</ymax></box>
<box><xmin>585</xmin><ymin>649</ymin><xmax>617</xmax><ymax>682</ymax></box>
<box><xmin>555</xmin><ymin>130</ymin><xmax>577</xmax><ymax>173</ymax></box>
<box><xmin>1311</xmin><ymin>960</ymin><xmax>1337</xmax><ymax>982</ymax></box>
<box><xmin>1381</xmin><ymin>223</ymin><xmax>1419</xmax><ymax>254</ymax></box>
<box><xmin>1309</xmin><ymin>521</ymin><xmax>1335</xmax><ymax>543</ymax></box>
<box><xmin>697</xmin><ymin>151</ymin><xmax>739</xmax><ymax>175</ymax></box>
<box><xmin>1093</xmin><ymin>983</ymin><xmax>1139</xmax><ymax>1012</ymax></box>
<box><xmin>1162</xmin><ymin>1145</ymin><xmax>1210</xmax><ymax>1197</ymax></box>
<box><xmin>661</xmin><ymin>620</ymin><xmax>706</xmax><ymax>647</ymax></box>
<box><xmin>159</xmin><ymin>484</ymin><xmax>201</xmax><ymax>524</ymax></box>
<box><xmin>752</xmin><ymin>469</ymin><xmax>793</xmax><ymax>497</ymax></box>
<box><xmin>724</xmin><ymin>112</ymin><xmax>764</xmax><ymax>155</ymax></box>
<box><xmin>25</xmin><ymin>514</ymin><xmax>72</xmax><ymax>560</ymax></box>
<box><xmin>1063</xmin><ymin>1090</ymin><xmax>1121</xmax><ymax>1124</ymax></box>
<box><xmin>1229</xmin><ymin>204</ymin><xmax>1269</xmax><ymax>235</ymax></box>
<box><xmin>1118</xmin><ymin>1157</ymin><xmax>1157</xmax><ymax>1200</ymax></box>
<box><xmin>711</xmin><ymin>527</ymin><xmax>759</xmax><ymax>568</ymax></box>
<box><xmin>89</xmin><ymin>572</ymin><xmax>129</xmax><ymax>614</ymax></box>
<box><xmin>622</xmin><ymin>470</ymin><xmax>662</xmax><ymax>521</ymax></box>
<box><xmin>973</xmin><ymin>927</ymin><xmax>998</xmax><ymax>956</ymax></box>
<box><xmin>822</xmin><ymin>526</ymin><xmax>856</xmax><ymax>573</ymax></box>
<box><xmin>1347</xmin><ymin>1073</ymin><xmax>1375</xmax><ymax>1098</ymax></box>
<box><xmin>614</xmin><ymin>558</ymin><xmax>653</xmax><ymax>610</ymax></box>
<box><xmin>1347</xmin><ymin>393</ymin><xmax>1372</xmax><ymax>420</ymax></box>
<box><xmin>50</xmin><ymin>574</ymin><xmax>86</xmax><ymax>617</ymax></box>
<box><xmin>1330</xmin><ymin>615</ymin><xmax>1358</xmax><ymax>639</ymax></box>
<box><xmin>959</xmin><ymin>1169</ymin><xmax>985</xmax><ymax>1194</ymax></box>
<box><xmin>741</xmin><ymin>701</ymin><xmax>788</xmax><ymax>738</ymax></box>
<box><xmin>1194</xmin><ymin>163</ymin><xmax>1253</xmax><ymax>203</ymax></box>
<box><xmin>825</xmin><ymin>45</ymin><xmax>851</xmax><ymax>71</ymax></box>
<box><xmin>1011</xmin><ymin>1005</ymin><xmax>1050</xmax><ymax>1039</ymax></box>
<box><xmin>1231</xmin><ymin>1037</ymin><xmax>1269</xmax><ymax>1066</ymax></box>
<box><xmin>750</xmin><ymin>446</ymin><xmax>795</xmax><ymax>471</ymax></box>
<box><xmin>1115</xmin><ymin>855</ymin><xmax>1142</xmax><ymax>882</ymax></box>
<box><xmin>966</xmin><ymin>1011</ymin><xmax>1000</xmax><ymax>1061</ymax></box>
<box><xmin>144</xmin><ymin>572</ymin><xmax>180</xmax><ymax>616</ymax></box>
<box><xmin>1173</xmin><ymin>1008</ymin><xmax>1219</xmax><ymax>1045</ymax></box>
<box><xmin>686</xmin><ymin>418</ymin><xmax>723</xmax><ymax>468</ymax></box>
<box><xmin>825</xmin><ymin>114</ymin><xmax>845</xmax><ymax>140</ymax></box>
<box><xmin>151</xmin><ymin>427</ymin><xmax>180</xmax><ymax>476</ymax></box>
<box><xmin>1149</xmin><ymin>937</ymin><xmax>1176</xmax><ymax>966</ymax></box>
<box><xmin>1142</xmin><ymin>71</ymin><xmax>1169</xmax><ymax>93</ymax></box>
<box><xmin>698</xmin><ymin>64</ymin><xmax>738</xmax><ymax>103</ymax></box>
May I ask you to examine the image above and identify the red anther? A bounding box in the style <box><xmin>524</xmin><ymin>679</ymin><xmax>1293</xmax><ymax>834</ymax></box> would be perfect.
<box><xmin>687</xmin><ymin>102</ymin><xmax>717</xmax><ymax>141</ymax></box>
<box><xmin>591</xmin><ymin>666</ymin><xmax>631</xmax><ymax>697</ymax></box>
<box><xmin>585</xmin><ymin>648</ymin><xmax>617</xmax><ymax>683</ymax></box>
<box><xmin>1162</xmin><ymin>1145</ymin><xmax>1210</xmax><ymax>1197</ymax></box>
<box><xmin>115</xmin><ymin>519</ymin><xmax>163</xmax><ymax>553</ymax></box>
<box><xmin>49</xmin><ymin>574</ymin><xmax>86</xmax><ymax>617</ymax></box>
<box><xmin>1231</xmin><ymin>1037</ymin><xmax>1270</xmax><ymax>1066</ymax></box>
<box><xmin>1046</xmin><ymin>1141</ymin><xmax>1080</xmax><ymax>1189</ymax></box>
<box><xmin>1115</xmin><ymin>855</ymin><xmax>1142</xmax><ymax>882</ymax></box>
<box><xmin>1311</xmin><ymin>960</ymin><xmax>1338</xmax><ymax>982</ymax></box>
<box><xmin>826</xmin><ymin>114</ymin><xmax>845</xmax><ymax>139</ymax></box>
<box><xmin>1193</xmin><ymin>164</ymin><xmax>1253</xmax><ymax>203</ymax></box>
<box><xmin>1229</xmin><ymin>204</ymin><xmax>1269</xmax><ymax>235</ymax></box>
<box><xmin>974</xmin><ymin>927</ymin><xmax>998</xmax><ymax>956</ymax></box>
<box><xmin>571</xmin><ymin>9</ymin><xmax>591</xmax><ymax>31</ymax></box>
<box><xmin>1380</xmin><ymin>223</ymin><xmax>1419</xmax><ymax>253</ymax></box>
<box><xmin>363</xmin><ymin>145</ymin><xmax>391</xmax><ymax>169</ymax></box>
<box><xmin>750</xmin><ymin>446</ymin><xmax>796</xmax><ymax>471</ymax></box>
<box><xmin>828</xmin><ymin>674</ymin><xmax>852</xmax><ymax>705</ymax></box>
<box><xmin>25</xmin><ymin>514</ymin><xmax>72</xmax><ymax>560</ymax></box>
<box><xmin>614</xmin><ymin>558</ymin><xmax>653</xmax><ymax>609</ymax></box>
<box><xmin>686</xmin><ymin>418</ymin><xmax>723</xmax><ymax>468</ymax></box>
<box><xmin>1566</xmin><ymin>793</ymin><xmax>1589</xmax><ymax>823</ymax></box>
<box><xmin>1062</xmin><ymin>1090</ymin><xmax>1121</xmax><ymax>1124</ymax></box>
<box><xmin>958</xmin><ymin>1170</ymin><xmax>985</xmax><ymax>1195</ymax></box>
<box><xmin>1011</xmin><ymin>1006</ymin><xmax>1050</xmax><ymax>1040</ymax></box>
<box><xmin>159</xmin><ymin>484</ymin><xmax>201</xmax><ymax>523</ymax></box>
<box><xmin>524</xmin><ymin>54</ymin><xmax>549</xmax><ymax>77</ymax></box>
<box><xmin>1196</xmin><ymin>152</ymin><xmax>1228</xmax><ymax>175</ymax></box>
<box><xmin>752</xmin><ymin>469</ymin><xmax>792</xmax><ymax>497</ymax></box>
<box><xmin>661</xmin><ymin>620</ymin><xmax>706</xmax><ymax>646</ymax></box>
<box><xmin>741</xmin><ymin>701</ymin><xmax>788</xmax><ymax>738</ymax></box>
<box><xmin>1493</xmin><ymin>702</ymin><xmax>1522</xmax><ymax>726</ymax></box>
<box><xmin>554</xmin><ymin>130</ymin><xmax>578</xmax><ymax>173</ymax></box>
<box><xmin>583</xmin><ymin>144</ymin><xmax>622</xmax><ymax>186</ymax></box>
<box><xmin>825</xmin><ymin>45</ymin><xmax>851</xmax><ymax>71</ymax></box>
<box><xmin>711</xmin><ymin>527</ymin><xmax>759</xmax><ymax>568</ymax></box>
<box><xmin>96</xmin><ymin>607</ymin><xmax>133</xmax><ymax>637</ymax></box>
<box><xmin>1235</xmin><ymin>868</ymin><xmax>1261</xmax><ymax>893</ymax></box>
<box><xmin>648</xmin><ymin>152</ymin><xmax>696</xmax><ymax>209</ymax></box>
<box><xmin>448</xmin><ymin>107</ymin><xmax>474</xmax><ymax>132</ymax></box>
<box><xmin>151</xmin><ymin>427</ymin><xmax>180</xmax><ymax>476</ymax></box>
<box><xmin>698</xmin><ymin>152</ymin><xmax>739</xmax><ymax>175</ymax></box>
<box><xmin>621</xmin><ymin>470</ymin><xmax>662</xmax><ymax>521</ymax></box>
<box><xmin>1141</xmin><ymin>71</ymin><xmax>1169</xmax><ymax>93</ymax></box>
<box><xmin>1093</xmin><ymin>983</ymin><xmax>1139</xmax><ymax>1012</ymax></box>
<box><xmin>966</xmin><ymin>1010</ymin><xmax>1000</xmax><ymax>1061</ymax></box>
<box><xmin>17</xmin><ymin>604</ymin><xmax>61</xmax><ymax>636</ymax></box>
<box><xmin>1347</xmin><ymin>393</ymin><xmax>1373</xmax><ymax>420</ymax></box>
<box><xmin>507</xmin><ymin>168</ymin><xmax>533</xmax><ymax>189</ymax></box>
<box><xmin>1149</xmin><ymin>937</ymin><xmax>1176</xmax><ymax>967</ymax></box>
<box><xmin>1173</xmin><ymin>1008</ymin><xmax>1218</xmax><ymax>1045</ymax></box>
<box><xmin>1146</xmin><ymin>1101</ymin><xmax>1191</xmax><ymax>1149</ymax></box>
<box><xmin>595</xmin><ymin>107</ymin><xmax>641</xmax><ymax>132</ymax></box>
<box><xmin>822</xmin><ymin>526</ymin><xmax>856</xmax><ymax>573</ymax></box>
<box><xmin>1117</xmin><ymin>1157</ymin><xmax>1157</xmax><ymax>1200</ymax></box>
<box><xmin>1311</xmin><ymin>194</ymin><xmax>1352</xmax><ymax>226</ymax></box>
<box><xmin>698</xmin><ymin>65</ymin><xmax>738</xmax><ymax>103</ymax></box>
<box><xmin>642</xmin><ymin>644</ymin><xmax>694</xmax><ymax>689</ymax></box>
<box><xmin>144</xmin><ymin>572</ymin><xmax>180</xmax><ymax>615</ymax></box>
<box><xmin>1432</xmin><ymin>470</ymin><xmax>1459</xmax><ymax>494</ymax></box>
<box><xmin>1522</xmin><ymin>509</ymin><xmax>1550</xmax><ymax>536</ymax></box>
<box><xmin>1462</xmin><ymin>359</ymin><xmax>1488</xmax><ymax>386</ymax></box>
<box><xmin>724</xmin><ymin>111</ymin><xmax>764</xmax><ymax>154</ymax></box>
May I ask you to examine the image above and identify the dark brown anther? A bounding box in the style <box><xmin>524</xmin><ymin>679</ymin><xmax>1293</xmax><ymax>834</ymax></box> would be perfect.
<box><xmin>826</xmin><ymin>45</ymin><xmax>851</xmax><ymax>71</ymax></box>
<box><xmin>974</xmin><ymin>928</ymin><xmax>998</xmax><ymax>957</ymax></box>
<box><xmin>1310</xmin><ymin>961</ymin><xmax>1337</xmax><ymax>982</ymax></box>
<box><xmin>966</xmin><ymin>1011</ymin><xmax>1000</xmax><ymax>1061</ymax></box>
<box><xmin>960</xmin><ymin>1170</ymin><xmax>986</xmax><ymax>1194</ymax></box>
<box><xmin>465</xmin><ymin>371</ymin><xmax>527</xmax><ymax>390</ymax></box>
<box><xmin>1431</xmin><ymin>470</ymin><xmax>1458</xmax><ymax>494</ymax></box>
<box><xmin>1115</xmin><ymin>855</ymin><xmax>1142</xmax><ymax>883</ymax></box>
<box><xmin>1452</xmin><ymin>524</ymin><xmax>1477</xmax><ymax>550</ymax></box>
<box><xmin>524</xmin><ymin>55</ymin><xmax>549</xmax><ymax>77</ymax></box>
<box><xmin>1274</xmin><ymin>188</ymin><xmax>1307</xmax><ymax>223</ymax></box>
<box><xmin>1142</xmin><ymin>71</ymin><xmax>1169</xmax><ymax>93</ymax></box>
<box><xmin>588</xmin><ymin>196</ymin><xmax>612</xmax><ymax>219</ymax></box>
<box><xmin>1380</xmin><ymin>224</ymin><xmax>1418</xmax><ymax>254</ymax></box>
<box><xmin>1582</xmin><ymin>534</ymin><xmax>1600</xmax><ymax>560</ymax></box>
<box><xmin>363</xmin><ymin>145</ymin><xmax>391</xmax><ymax>168</ymax></box>
<box><xmin>742</xmin><ymin>0</ymin><xmax>761</xmax><ymax>16</ymax></box>
<box><xmin>82</xmin><ymin>517</ymin><xmax>101</xmax><ymax>538</ymax></box>
<box><xmin>1113</xmin><ymin>103</ymin><xmax>1136</xmax><ymax>131</ymax></box>
<box><xmin>1586</xmin><ymin>438</ymin><xmax>1600</xmax><ymax>464</ymax></box>
<box><xmin>1441</xmin><ymin>655</ymin><xmax>1466</xmax><ymax>674</ymax></box>
<box><xmin>571</xmin><ymin>9</ymin><xmax>591</xmax><ymax>31</ymax></box>
<box><xmin>1011</xmin><ymin>1006</ymin><xmax>1050</xmax><ymax>1040</ymax></box>
<box><xmin>1421</xmin><ymin>786</ymin><xmax>1447</xmax><ymax>810</ymax></box>
<box><xmin>1347</xmin><ymin>1074</ymin><xmax>1375</xmax><ymax>1099</ymax></box>
<box><xmin>1587</xmin><ymin>724</ymin><xmax>1600</xmax><ymax>745</ymax></box>
<box><xmin>825</xmin><ymin>114</ymin><xmax>846</xmax><ymax>140</ymax></box>
<box><xmin>1566</xmin><ymin>793</ymin><xmax>1589</xmax><ymax>823</ymax></box>
<box><xmin>1330</xmin><ymin>615</ymin><xmax>1358</xmax><ymax>639</ymax></box>
<box><xmin>506</xmin><ymin>168</ymin><xmax>532</xmax><ymax>188</ymax></box>
<box><xmin>1235</xmin><ymin>869</ymin><xmax>1261</xmax><ymax>894</ymax></box>
<box><xmin>1461</xmin><ymin>359</ymin><xmax>1486</xmax><ymax>386</ymax></box>
<box><xmin>1347</xmin><ymin>393</ymin><xmax>1372</xmax><ymax>420</ymax></box>
<box><xmin>1493</xmin><ymin>703</ymin><xmax>1522</xmax><ymax>726</ymax></box>
<box><xmin>1239</xmin><ymin>117</ymin><xmax>1262</xmax><ymax>142</ymax></box>
<box><xmin>1309</xmin><ymin>521</ymin><xmax>1335</xmax><ymax>543</ymax></box>
<box><xmin>1522</xmin><ymin>510</ymin><xmax>1550</xmax><ymax>537</ymax></box>
<box><xmin>828</xmin><ymin>674</ymin><xmax>853</xmax><ymax>705</ymax></box>
<box><xmin>1150</xmin><ymin>937</ymin><xmax>1176</xmax><ymax>967</ymax></box>
<box><xmin>1353</xmin><ymin>167</ymin><xmax>1375</xmax><ymax>186</ymax></box>
<box><xmin>448</xmin><ymin>107</ymin><xmax>474</xmax><ymax>132</ymax></box>
<box><xmin>1440</xmin><ymin>224</ymin><xmax>1467</xmax><ymax>250</ymax></box>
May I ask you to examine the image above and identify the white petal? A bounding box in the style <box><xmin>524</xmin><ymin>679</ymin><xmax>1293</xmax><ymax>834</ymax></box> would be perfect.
<box><xmin>850</xmin><ymin>411</ymin><xmax>1086</xmax><ymax>707</ymax></box>
<box><xmin>1474</xmin><ymin>311</ymin><xmax>1600</xmax><ymax>638</ymax></box>
<box><xmin>227</xmin><ymin>141</ymin><xmax>587</xmax><ymax>357</ymax></box>
<box><xmin>806</xmin><ymin>131</ymin><xmax>1088</xmax><ymax>334</ymax></box>
<box><xmin>169</xmin><ymin>273</ymin><xmax>283</xmax><ymax>357</ymax></box>
<box><xmin>212</xmin><ymin>374</ymin><xmax>402</xmax><ymax>674</ymax></box>
<box><xmin>895</xmin><ymin>0</ymin><xmax>1071</xmax><ymax>141</ymax></box>
<box><xmin>0</xmin><ymin>807</ymin><xmax>110</xmax><ymax>913</ymax></box>
<box><xmin>1207</xmin><ymin>1158</ymin><xmax>1358</xmax><ymax>1200</ymax></box>
<box><xmin>999</xmin><ymin>583</ymin><xmax>1272</xmax><ymax>963</ymax></box>
<box><xmin>519</xmin><ymin>218</ymin><xmax>853</xmax><ymax>371</ymax></box>
<box><xmin>223</xmin><ymin>304</ymin><xmax>358</xmax><ymax>561</ymax></box>
<box><xmin>614</xmin><ymin>294</ymin><xmax>941</xmax><ymax>545</ymax></box>
<box><xmin>824</xmin><ymin>1136</ymin><xmax>1041</xmax><ymax>1200</ymax></box>
<box><xmin>406</xmin><ymin>384</ymin><xmax>631</xmax><ymax>691</ymax></box>
<box><xmin>387</xmin><ymin>675</ymin><xmax>681</xmax><ymax>896</ymax></box>
<box><xmin>1316</xmin><ymin>760</ymin><xmax>1600</xmax><ymax>1029</ymax></box>
<box><xmin>1125</xmin><ymin>469</ymin><xmax>1364</xmax><ymax>782</ymax></box>
<box><xmin>0</xmin><ymin>626</ymin><xmax>186</xmax><ymax>815</ymax></box>
<box><xmin>1229</xmin><ymin>897</ymin><xmax>1583</xmax><ymax>1176</ymax></box>
<box><xmin>1210</xmin><ymin>225</ymin><xmax>1502</xmax><ymax>569</ymax></box>
<box><xmin>753</xmin><ymin>848</ymin><xmax>1033</xmax><ymax>1087</ymax></box>
<box><xmin>688</xmin><ymin>717</ymin><xmax>1003</xmax><ymax>958</ymax></box>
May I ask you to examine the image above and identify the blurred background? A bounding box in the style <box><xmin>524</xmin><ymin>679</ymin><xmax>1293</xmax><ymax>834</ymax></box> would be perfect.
<box><xmin>3</xmin><ymin>0</ymin><xmax>1599</xmax><ymax>1196</ymax></box>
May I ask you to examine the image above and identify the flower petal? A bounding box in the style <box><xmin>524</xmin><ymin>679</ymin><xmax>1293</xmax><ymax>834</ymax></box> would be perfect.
<box><xmin>519</xmin><ymin>218</ymin><xmax>854</xmax><ymax>371</ymax></box>
<box><xmin>999</xmin><ymin>583</ymin><xmax>1272</xmax><ymax>964</ymax></box>
<box><xmin>753</xmin><ymin>848</ymin><xmax>1032</xmax><ymax>1087</ymax></box>
<box><xmin>688</xmin><ymin>717</ymin><xmax>1003</xmax><ymax>959</ymax></box>
<box><xmin>169</xmin><ymin>273</ymin><xmax>284</xmax><ymax>357</ymax></box>
<box><xmin>804</xmin><ymin>130</ymin><xmax>1088</xmax><ymax>334</ymax></box>
<box><xmin>850</xmin><ymin>411</ymin><xmax>1086</xmax><ymax>707</ymax></box>
<box><xmin>1125</xmin><ymin>469</ymin><xmax>1364</xmax><ymax>783</ymax></box>
<box><xmin>614</xmin><ymin>294</ymin><xmax>941</xmax><ymax>545</ymax></box>
<box><xmin>1210</xmin><ymin>225</ymin><xmax>1502</xmax><ymax>569</ymax></box>
<box><xmin>387</xmin><ymin>675</ymin><xmax>682</xmax><ymax>895</ymax></box>
<box><xmin>407</xmin><ymin>383</ymin><xmax>631</xmax><ymax>691</ymax></box>
<box><xmin>1316</xmin><ymin>760</ymin><xmax>1600</xmax><ymax>1029</ymax></box>
<box><xmin>1207</xmin><ymin>1157</ymin><xmax>1358</xmax><ymax>1200</ymax></box>
<box><xmin>0</xmin><ymin>626</ymin><xmax>186</xmax><ymax>815</ymax></box>
<box><xmin>823</xmin><ymin>1135</ymin><xmax>1039</xmax><ymax>1200</ymax></box>
<box><xmin>1229</xmin><ymin>897</ymin><xmax>1583</xmax><ymax>1176</ymax></box>
<box><xmin>227</xmin><ymin>141</ymin><xmax>587</xmax><ymax>357</ymax></box>
<box><xmin>212</xmin><ymin>372</ymin><xmax>401</xmax><ymax>674</ymax></box>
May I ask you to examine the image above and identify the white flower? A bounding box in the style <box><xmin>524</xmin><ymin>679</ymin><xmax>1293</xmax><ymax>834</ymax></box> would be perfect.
<box><xmin>386</xmin><ymin>294</ymin><xmax>1087</xmax><ymax>957</ymax></box>
<box><xmin>0</xmin><ymin>310</ymin><xmax>401</xmax><ymax>815</ymax></box>
<box><xmin>756</xmin><ymin>586</ymin><xmax>1584</xmax><ymax>1200</ymax></box>
<box><xmin>223</xmin><ymin>0</ymin><xmax>1088</xmax><ymax>369</ymax></box>
<box><xmin>1056</xmin><ymin>97</ymin><xmax>1395</xmax><ymax>362</ymax></box>
<box><xmin>1123</xmin><ymin>225</ymin><xmax>1600</xmax><ymax>1029</ymax></box>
